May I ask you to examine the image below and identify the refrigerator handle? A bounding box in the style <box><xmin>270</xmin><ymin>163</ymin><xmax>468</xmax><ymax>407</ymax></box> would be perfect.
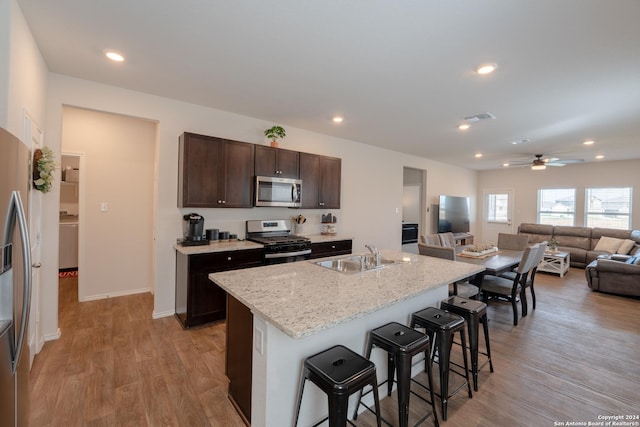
<box><xmin>9</xmin><ymin>191</ymin><xmax>31</xmax><ymax>374</ymax></box>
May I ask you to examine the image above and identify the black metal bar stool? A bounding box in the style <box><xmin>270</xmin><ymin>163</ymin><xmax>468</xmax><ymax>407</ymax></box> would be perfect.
<box><xmin>440</xmin><ymin>296</ymin><xmax>494</xmax><ymax>391</ymax></box>
<box><xmin>410</xmin><ymin>307</ymin><xmax>472</xmax><ymax>421</ymax></box>
<box><xmin>294</xmin><ymin>344</ymin><xmax>382</xmax><ymax>427</ymax></box>
<box><xmin>353</xmin><ymin>322</ymin><xmax>439</xmax><ymax>427</ymax></box>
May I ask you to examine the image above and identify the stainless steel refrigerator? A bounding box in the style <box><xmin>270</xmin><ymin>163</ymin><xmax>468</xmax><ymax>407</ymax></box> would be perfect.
<box><xmin>1</xmin><ymin>127</ymin><xmax>32</xmax><ymax>427</ymax></box>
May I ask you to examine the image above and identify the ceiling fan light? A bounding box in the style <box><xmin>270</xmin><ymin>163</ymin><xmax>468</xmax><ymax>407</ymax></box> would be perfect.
<box><xmin>531</xmin><ymin>164</ymin><xmax>546</xmax><ymax>171</ymax></box>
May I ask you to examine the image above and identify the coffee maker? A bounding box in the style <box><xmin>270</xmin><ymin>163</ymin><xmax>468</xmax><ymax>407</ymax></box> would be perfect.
<box><xmin>182</xmin><ymin>213</ymin><xmax>207</xmax><ymax>245</ymax></box>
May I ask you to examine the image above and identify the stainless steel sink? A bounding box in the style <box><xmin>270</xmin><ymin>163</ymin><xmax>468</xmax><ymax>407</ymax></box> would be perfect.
<box><xmin>315</xmin><ymin>254</ymin><xmax>396</xmax><ymax>274</ymax></box>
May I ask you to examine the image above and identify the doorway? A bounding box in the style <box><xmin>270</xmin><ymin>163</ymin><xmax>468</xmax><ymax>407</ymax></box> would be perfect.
<box><xmin>60</xmin><ymin>107</ymin><xmax>156</xmax><ymax>302</ymax></box>
<box><xmin>482</xmin><ymin>189</ymin><xmax>515</xmax><ymax>245</ymax></box>
<box><xmin>402</xmin><ymin>167</ymin><xmax>427</xmax><ymax>254</ymax></box>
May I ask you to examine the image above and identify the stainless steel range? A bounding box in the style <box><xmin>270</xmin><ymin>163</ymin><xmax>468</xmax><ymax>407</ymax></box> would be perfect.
<box><xmin>246</xmin><ymin>219</ymin><xmax>311</xmax><ymax>264</ymax></box>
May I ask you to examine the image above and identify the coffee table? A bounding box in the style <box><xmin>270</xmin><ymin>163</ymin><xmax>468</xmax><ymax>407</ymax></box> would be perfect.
<box><xmin>538</xmin><ymin>251</ymin><xmax>570</xmax><ymax>277</ymax></box>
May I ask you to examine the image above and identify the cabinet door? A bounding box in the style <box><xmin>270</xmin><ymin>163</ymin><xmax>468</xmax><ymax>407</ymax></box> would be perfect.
<box><xmin>221</xmin><ymin>139</ymin><xmax>255</xmax><ymax>208</ymax></box>
<box><xmin>277</xmin><ymin>148</ymin><xmax>300</xmax><ymax>179</ymax></box>
<box><xmin>255</xmin><ymin>146</ymin><xmax>299</xmax><ymax>179</ymax></box>
<box><xmin>299</xmin><ymin>152</ymin><xmax>321</xmax><ymax>208</ymax></box>
<box><xmin>254</xmin><ymin>145</ymin><xmax>278</xmax><ymax>177</ymax></box>
<box><xmin>320</xmin><ymin>156</ymin><xmax>341</xmax><ymax>209</ymax></box>
<box><xmin>178</xmin><ymin>133</ymin><xmax>223</xmax><ymax>207</ymax></box>
<box><xmin>187</xmin><ymin>252</ymin><xmax>230</xmax><ymax>327</ymax></box>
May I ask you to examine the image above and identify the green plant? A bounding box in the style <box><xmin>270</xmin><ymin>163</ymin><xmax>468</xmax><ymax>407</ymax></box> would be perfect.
<box><xmin>264</xmin><ymin>125</ymin><xmax>286</xmax><ymax>142</ymax></box>
<box><xmin>33</xmin><ymin>146</ymin><xmax>57</xmax><ymax>193</ymax></box>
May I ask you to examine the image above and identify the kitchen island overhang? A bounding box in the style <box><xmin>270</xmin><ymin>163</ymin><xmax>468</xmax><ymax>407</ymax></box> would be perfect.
<box><xmin>210</xmin><ymin>251</ymin><xmax>484</xmax><ymax>427</ymax></box>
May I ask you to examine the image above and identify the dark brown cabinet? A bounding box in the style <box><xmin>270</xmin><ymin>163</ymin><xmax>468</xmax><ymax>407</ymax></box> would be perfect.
<box><xmin>309</xmin><ymin>239</ymin><xmax>353</xmax><ymax>259</ymax></box>
<box><xmin>299</xmin><ymin>153</ymin><xmax>342</xmax><ymax>209</ymax></box>
<box><xmin>175</xmin><ymin>248</ymin><xmax>263</xmax><ymax>328</ymax></box>
<box><xmin>254</xmin><ymin>145</ymin><xmax>299</xmax><ymax>179</ymax></box>
<box><xmin>226</xmin><ymin>295</ymin><xmax>253</xmax><ymax>424</ymax></box>
<box><xmin>178</xmin><ymin>132</ymin><xmax>254</xmax><ymax>208</ymax></box>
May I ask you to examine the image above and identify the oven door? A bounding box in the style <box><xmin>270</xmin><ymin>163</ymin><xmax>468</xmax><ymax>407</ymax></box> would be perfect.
<box><xmin>255</xmin><ymin>176</ymin><xmax>301</xmax><ymax>207</ymax></box>
<box><xmin>264</xmin><ymin>249</ymin><xmax>311</xmax><ymax>264</ymax></box>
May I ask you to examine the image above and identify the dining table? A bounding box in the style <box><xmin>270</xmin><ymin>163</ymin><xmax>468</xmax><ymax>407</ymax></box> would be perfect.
<box><xmin>454</xmin><ymin>247</ymin><xmax>524</xmax><ymax>288</ymax></box>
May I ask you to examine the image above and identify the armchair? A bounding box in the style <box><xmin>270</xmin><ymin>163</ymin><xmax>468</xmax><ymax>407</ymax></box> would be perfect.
<box><xmin>585</xmin><ymin>257</ymin><xmax>640</xmax><ymax>297</ymax></box>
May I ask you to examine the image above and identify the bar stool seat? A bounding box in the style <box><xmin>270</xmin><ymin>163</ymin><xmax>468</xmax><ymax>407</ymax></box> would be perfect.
<box><xmin>294</xmin><ymin>345</ymin><xmax>382</xmax><ymax>427</ymax></box>
<box><xmin>440</xmin><ymin>296</ymin><xmax>494</xmax><ymax>391</ymax></box>
<box><xmin>410</xmin><ymin>307</ymin><xmax>473</xmax><ymax>421</ymax></box>
<box><xmin>353</xmin><ymin>322</ymin><xmax>439</xmax><ymax>427</ymax></box>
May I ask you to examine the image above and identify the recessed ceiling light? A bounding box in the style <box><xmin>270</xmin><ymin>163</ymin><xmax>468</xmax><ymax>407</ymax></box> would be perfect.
<box><xmin>332</xmin><ymin>116</ymin><xmax>343</xmax><ymax>123</ymax></box>
<box><xmin>105</xmin><ymin>51</ymin><xmax>125</xmax><ymax>62</ymax></box>
<box><xmin>476</xmin><ymin>63</ymin><xmax>497</xmax><ymax>75</ymax></box>
<box><xmin>583</xmin><ymin>140</ymin><xmax>595</xmax><ymax>145</ymax></box>
<box><xmin>458</xmin><ymin>123</ymin><xmax>470</xmax><ymax>130</ymax></box>
<box><xmin>511</xmin><ymin>138</ymin><xmax>531</xmax><ymax>145</ymax></box>
<box><xmin>595</xmin><ymin>155</ymin><xmax>604</xmax><ymax>159</ymax></box>
<box><xmin>474</xmin><ymin>153</ymin><xmax>483</xmax><ymax>158</ymax></box>
<box><xmin>502</xmin><ymin>163</ymin><xmax>510</xmax><ymax>167</ymax></box>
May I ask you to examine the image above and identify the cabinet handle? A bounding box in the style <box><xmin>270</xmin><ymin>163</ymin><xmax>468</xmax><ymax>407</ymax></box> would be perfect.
<box><xmin>218</xmin><ymin>200</ymin><xmax>226</xmax><ymax>204</ymax></box>
<box><xmin>331</xmin><ymin>245</ymin><xmax>336</xmax><ymax>249</ymax></box>
<box><xmin>319</xmin><ymin>202</ymin><xmax>325</xmax><ymax>206</ymax></box>
<box><xmin>227</xmin><ymin>256</ymin><xmax>232</xmax><ymax>261</ymax></box>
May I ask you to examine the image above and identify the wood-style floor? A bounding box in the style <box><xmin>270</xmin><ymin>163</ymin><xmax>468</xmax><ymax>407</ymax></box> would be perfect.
<box><xmin>30</xmin><ymin>269</ymin><xmax>639</xmax><ymax>426</ymax></box>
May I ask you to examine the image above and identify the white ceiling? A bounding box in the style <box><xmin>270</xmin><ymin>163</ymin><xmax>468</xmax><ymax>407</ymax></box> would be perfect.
<box><xmin>17</xmin><ymin>0</ymin><xmax>640</xmax><ymax>170</ymax></box>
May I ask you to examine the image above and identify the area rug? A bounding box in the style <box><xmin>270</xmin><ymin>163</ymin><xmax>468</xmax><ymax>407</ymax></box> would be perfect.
<box><xmin>59</xmin><ymin>270</ymin><xmax>78</xmax><ymax>278</ymax></box>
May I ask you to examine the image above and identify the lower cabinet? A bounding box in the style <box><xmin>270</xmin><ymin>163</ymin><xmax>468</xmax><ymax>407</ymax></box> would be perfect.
<box><xmin>175</xmin><ymin>249</ymin><xmax>263</xmax><ymax>329</ymax></box>
<box><xmin>226</xmin><ymin>294</ymin><xmax>253</xmax><ymax>424</ymax></box>
<box><xmin>309</xmin><ymin>239</ymin><xmax>353</xmax><ymax>259</ymax></box>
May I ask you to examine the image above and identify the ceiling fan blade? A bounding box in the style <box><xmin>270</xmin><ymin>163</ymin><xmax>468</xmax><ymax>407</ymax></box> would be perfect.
<box><xmin>551</xmin><ymin>159</ymin><xmax>584</xmax><ymax>164</ymax></box>
<box><xmin>545</xmin><ymin>162</ymin><xmax>566</xmax><ymax>167</ymax></box>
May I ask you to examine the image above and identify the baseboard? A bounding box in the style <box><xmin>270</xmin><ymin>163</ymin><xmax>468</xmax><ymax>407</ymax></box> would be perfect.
<box><xmin>42</xmin><ymin>328</ymin><xmax>61</xmax><ymax>342</ymax></box>
<box><xmin>80</xmin><ymin>287</ymin><xmax>150</xmax><ymax>302</ymax></box>
<box><xmin>152</xmin><ymin>309</ymin><xmax>175</xmax><ymax>319</ymax></box>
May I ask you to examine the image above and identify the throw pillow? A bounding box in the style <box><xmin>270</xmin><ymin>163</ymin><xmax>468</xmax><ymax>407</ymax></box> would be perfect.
<box><xmin>594</xmin><ymin>236</ymin><xmax>624</xmax><ymax>253</ymax></box>
<box><xmin>617</xmin><ymin>239</ymin><xmax>636</xmax><ymax>255</ymax></box>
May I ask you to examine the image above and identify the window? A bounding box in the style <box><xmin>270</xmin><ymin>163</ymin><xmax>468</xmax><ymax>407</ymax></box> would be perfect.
<box><xmin>538</xmin><ymin>189</ymin><xmax>576</xmax><ymax>225</ymax></box>
<box><xmin>487</xmin><ymin>193</ymin><xmax>509</xmax><ymax>222</ymax></box>
<box><xmin>585</xmin><ymin>187</ymin><xmax>632</xmax><ymax>229</ymax></box>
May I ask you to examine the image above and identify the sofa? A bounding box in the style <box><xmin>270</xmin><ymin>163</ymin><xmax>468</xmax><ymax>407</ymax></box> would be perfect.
<box><xmin>517</xmin><ymin>223</ymin><xmax>640</xmax><ymax>268</ymax></box>
<box><xmin>518</xmin><ymin>223</ymin><xmax>640</xmax><ymax>297</ymax></box>
<box><xmin>585</xmin><ymin>256</ymin><xmax>640</xmax><ymax>297</ymax></box>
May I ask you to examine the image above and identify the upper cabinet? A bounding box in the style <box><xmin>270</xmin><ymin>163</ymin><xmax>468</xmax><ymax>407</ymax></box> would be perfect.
<box><xmin>299</xmin><ymin>153</ymin><xmax>341</xmax><ymax>209</ymax></box>
<box><xmin>178</xmin><ymin>132</ymin><xmax>254</xmax><ymax>208</ymax></box>
<box><xmin>254</xmin><ymin>145</ymin><xmax>299</xmax><ymax>179</ymax></box>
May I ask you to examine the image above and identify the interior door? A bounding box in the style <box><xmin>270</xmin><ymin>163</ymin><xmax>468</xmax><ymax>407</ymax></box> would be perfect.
<box><xmin>482</xmin><ymin>189</ymin><xmax>514</xmax><ymax>245</ymax></box>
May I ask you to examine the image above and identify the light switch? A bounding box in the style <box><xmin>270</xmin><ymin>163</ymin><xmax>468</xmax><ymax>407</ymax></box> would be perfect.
<box><xmin>100</xmin><ymin>202</ymin><xmax>108</xmax><ymax>212</ymax></box>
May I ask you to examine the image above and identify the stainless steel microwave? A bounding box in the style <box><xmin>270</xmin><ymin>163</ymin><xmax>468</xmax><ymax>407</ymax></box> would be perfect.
<box><xmin>255</xmin><ymin>176</ymin><xmax>302</xmax><ymax>207</ymax></box>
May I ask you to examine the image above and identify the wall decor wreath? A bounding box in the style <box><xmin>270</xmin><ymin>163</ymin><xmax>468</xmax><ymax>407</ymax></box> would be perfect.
<box><xmin>32</xmin><ymin>147</ymin><xmax>57</xmax><ymax>193</ymax></box>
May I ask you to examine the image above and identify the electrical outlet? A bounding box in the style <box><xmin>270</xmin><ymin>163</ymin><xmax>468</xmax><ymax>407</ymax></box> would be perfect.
<box><xmin>100</xmin><ymin>202</ymin><xmax>108</xmax><ymax>212</ymax></box>
<box><xmin>254</xmin><ymin>327</ymin><xmax>264</xmax><ymax>355</ymax></box>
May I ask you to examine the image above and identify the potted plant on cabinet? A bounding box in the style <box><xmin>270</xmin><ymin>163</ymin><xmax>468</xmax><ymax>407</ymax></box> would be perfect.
<box><xmin>264</xmin><ymin>125</ymin><xmax>286</xmax><ymax>148</ymax></box>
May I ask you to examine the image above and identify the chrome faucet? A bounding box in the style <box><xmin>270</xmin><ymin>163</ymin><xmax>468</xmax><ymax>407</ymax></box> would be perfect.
<box><xmin>365</xmin><ymin>244</ymin><xmax>381</xmax><ymax>267</ymax></box>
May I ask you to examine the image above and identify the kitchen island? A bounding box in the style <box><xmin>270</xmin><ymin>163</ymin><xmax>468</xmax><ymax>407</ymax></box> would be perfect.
<box><xmin>209</xmin><ymin>250</ymin><xmax>484</xmax><ymax>426</ymax></box>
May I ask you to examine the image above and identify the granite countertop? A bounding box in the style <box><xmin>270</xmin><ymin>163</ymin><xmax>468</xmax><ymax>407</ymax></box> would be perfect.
<box><xmin>174</xmin><ymin>240</ymin><xmax>263</xmax><ymax>255</ymax></box>
<box><xmin>209</xmin><ymin>250</ymin><xmax>484</xmax><ymax>339</ymax></box>
<box><xmin>174</xmin><ymin>234</ymin><xmax>352</xmax><ymax>255</ymax></box>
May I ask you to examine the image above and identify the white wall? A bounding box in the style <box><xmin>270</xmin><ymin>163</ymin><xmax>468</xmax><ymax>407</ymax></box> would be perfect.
<box><xmin>6</xmin><ymin>0</ymin><xmax>48</xmax><ymax>134</ymax></box>
<box><xmin>477</xmin><ymin>159</ymin><xmax>640</xmax><ymax>241</ymax></box>
<box><xmin>61</xmin><ymin>107</ymin><xmax>156</xmax><ymax>301</ymax></box>
<box><xmin>40</xmin><ymin>73</ymin><xmax>478</xmax><ymax>337</ymax></box>
<box><xmin>0</xmin><ymin>0</ymin><xmax>9</xmax><ymax>128</ymax></box>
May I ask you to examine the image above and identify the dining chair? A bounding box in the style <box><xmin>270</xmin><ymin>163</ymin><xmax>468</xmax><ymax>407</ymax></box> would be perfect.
<box><xmin>481</xmin><ymin>245</ymin><xmax>539</xmax><ymax>326</ymax></box>
<box><xmin>420</xmin><ymin>233</ymin><xmax>441</xmax><ymax>245</ymax></box>
<box><xmin>499</xmin><ymin>242</ymin><xmax>548</xmax><ymax>311</ymax></box>
<box><xmin>418</xmin><ymin>243</ymin><xmax>479</xmax><ymax>299</ymax></box>
<box><xmin>438</xmin><ymin>232</ymin><xmax>456</xmax><ymax>248</ymax></box>
<box><xmin>497</xmin><ymin>233</ymin><xmax>529</xmax><ymax>250</ymax></box>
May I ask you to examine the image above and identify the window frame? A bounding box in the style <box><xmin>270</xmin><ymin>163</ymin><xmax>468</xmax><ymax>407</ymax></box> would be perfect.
<box><xmin>584</xmin><ymin>187</ymin><xmax>632</xmax><ymax>230</ymax></box>
<box><xmin>537</xmin><ymin>188</ymin><xmax>577</xmax><ymax>226</ymax></box>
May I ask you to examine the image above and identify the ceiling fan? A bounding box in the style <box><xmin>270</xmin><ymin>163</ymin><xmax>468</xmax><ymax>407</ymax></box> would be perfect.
<box><xmin>507</xmin><ymin>154</ymin><xmax>584</xmax><ymax>170</ymax></box>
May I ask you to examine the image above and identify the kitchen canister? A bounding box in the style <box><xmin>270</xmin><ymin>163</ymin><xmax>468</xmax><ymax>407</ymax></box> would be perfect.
<box><xmin>206</xmin><ymin>229</ymin><xmax>220</xmax><ymax>241</ymax></box>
